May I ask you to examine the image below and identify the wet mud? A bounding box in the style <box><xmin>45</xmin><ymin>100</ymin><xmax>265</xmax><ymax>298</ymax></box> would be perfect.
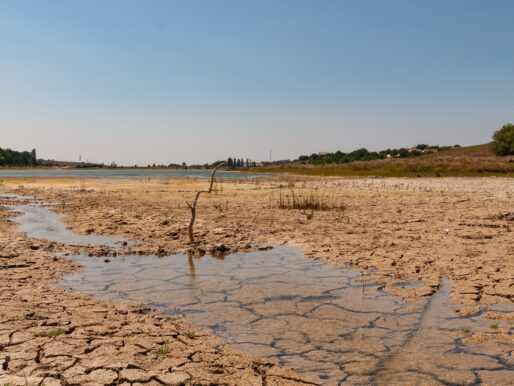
<box><xmin>63</xmin><ymin>249</ymin><xmax>513</xmax><ymax>385</ymax></box>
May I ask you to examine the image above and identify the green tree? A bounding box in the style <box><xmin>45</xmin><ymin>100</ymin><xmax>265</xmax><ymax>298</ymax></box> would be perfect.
<box><xmin>30</xmin><ymin>149</ymin><xmax>37</xmax><ymax>166</ymax></box>
<box><xmin>492</xmin><ymin>123</ymin><xmax>514</xmax><ymax>156</ymax></box>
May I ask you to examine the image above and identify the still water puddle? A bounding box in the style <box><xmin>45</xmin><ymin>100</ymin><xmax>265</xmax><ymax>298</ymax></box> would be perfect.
<box><xmin>62</xmin><ymin>248</ymin><xmax>514</xmax><ymax>385</ymax></box>
<box><xmin>7</xmin><ymin>204</ymin><xmax>125</xmax><ymax>246</ymax></box>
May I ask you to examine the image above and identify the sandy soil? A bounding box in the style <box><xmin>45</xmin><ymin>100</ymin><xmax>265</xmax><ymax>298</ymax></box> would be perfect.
<box><xmin>0</xmin><ymin>176</ymin><xmax>513</xmax><ymax>385</ymax></box>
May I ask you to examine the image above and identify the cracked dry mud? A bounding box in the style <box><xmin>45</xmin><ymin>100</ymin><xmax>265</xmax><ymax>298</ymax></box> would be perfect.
<box><xmin>0</xmin><ymin>197</ymin><xmax>316</xmax><ymax>386</ymax></box>
<box><xmin>0</xmin><ymin>176</ymin><xmax>513</xmax><ymax>385</ymax></box>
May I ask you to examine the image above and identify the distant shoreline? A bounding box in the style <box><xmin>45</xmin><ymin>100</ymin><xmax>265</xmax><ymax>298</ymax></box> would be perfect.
<box><xmin>0</xmin><ymin>166</ymin><xmax>239</xmax><ymax>171</ymax></box>
<box><xmin>0</xmin><ymin>168</ymin><xmax>270</xmax><ymax>180</ymax></box>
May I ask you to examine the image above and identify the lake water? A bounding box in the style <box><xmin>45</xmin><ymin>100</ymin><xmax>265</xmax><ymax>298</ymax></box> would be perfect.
<box><xmin>0</xmin><ymin>168</ymin><xmax>270</xmax><ymax>180</ymax></box>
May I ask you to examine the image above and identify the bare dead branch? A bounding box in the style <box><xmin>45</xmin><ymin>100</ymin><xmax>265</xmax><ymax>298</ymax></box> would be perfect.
<box><xmin>186</xmin><ymin>162</ymin><xmax>226</xmax><ymax>244</ymax></box>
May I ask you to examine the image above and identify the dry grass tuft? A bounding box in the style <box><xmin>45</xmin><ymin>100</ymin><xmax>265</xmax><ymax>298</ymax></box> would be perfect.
<box><xmin>272</xmin><ymin>179</ymin><xmax>345</xmax><ymax>211</ymax></box>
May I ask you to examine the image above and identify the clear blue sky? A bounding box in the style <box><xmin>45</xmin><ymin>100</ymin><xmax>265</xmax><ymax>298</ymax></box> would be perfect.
<box><xmin>1</xmin><ymin>0</ymin><xmax>513</xmax><ymax>165</ymax></box>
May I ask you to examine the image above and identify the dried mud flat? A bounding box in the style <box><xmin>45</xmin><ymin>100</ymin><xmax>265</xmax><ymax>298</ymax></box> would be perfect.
<box><xmin>0</xmin><ymin>176</ymin><xmax>513</xmax><ymax>385</ymax></box>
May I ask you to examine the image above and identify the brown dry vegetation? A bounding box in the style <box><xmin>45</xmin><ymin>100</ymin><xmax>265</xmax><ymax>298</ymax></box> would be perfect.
<box><xmin>258</xmin><ymin>144</ymin><xmax>514</xmax><ymax>177</ymax></box>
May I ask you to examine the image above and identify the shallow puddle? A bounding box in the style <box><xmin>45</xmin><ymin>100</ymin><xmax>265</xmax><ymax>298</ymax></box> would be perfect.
<box><xmin>62</xmin><ymin>248</ymin><xmax>513</xmax><ymax>385</ymax></box>
<box><xmin>7</xmin><ymin>204</ymin><xmax>124</xmax><ymax>246</ymax></box>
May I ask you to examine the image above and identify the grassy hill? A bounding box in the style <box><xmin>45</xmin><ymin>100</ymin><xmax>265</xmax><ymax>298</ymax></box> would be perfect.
<box><xmin>424</xmin><ymin>143</ymin><xmax>494</xmax><ymax>158</ymax></box>
<box><xmin>258</xmin><ymin>143</ymin><xmax>514</xmax><ymax>177</ymax></box>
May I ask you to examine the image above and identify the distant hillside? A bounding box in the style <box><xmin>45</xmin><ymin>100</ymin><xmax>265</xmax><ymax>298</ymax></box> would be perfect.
<box><xmin>423</xmin><ymin>143</ymin><xmax>494</xmax><ymax>158</ymax></box>
<box><xmin>37</xmin><ymin>159</ymin><xmax>106</xmax><ymax>168</ymax></box>
<box><xmin>292</xmin><ymin>144</ymin><xmax>461</xmax><ymax>166</ymax></box>
<box><xmin>257</xmin><ymin>144</ymin><xmax>514</xmax><ymax>177</ymax></box>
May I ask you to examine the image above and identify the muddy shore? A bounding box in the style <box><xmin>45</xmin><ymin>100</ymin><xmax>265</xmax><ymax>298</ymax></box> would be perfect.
<box><xmin>0</xmin><ymin>176</ymin><xmax>512</xmax><ymax>385</ymax></box>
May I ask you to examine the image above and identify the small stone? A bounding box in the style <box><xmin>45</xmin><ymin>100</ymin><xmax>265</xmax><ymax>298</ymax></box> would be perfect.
<box><xmin>40</xmin><ymin>378</ymin><xmax>63</xmax><ymax>386</ymax></box>
<box><xmin>89</xmin><ymin>369</ymin><xmax>118</xmax><ymax>384</ymax></box>
<box><xmin>211</xmin><ymin>243</ymin><xmax>229</xmax><ymax>254</ymax></box>
<box><xmin>120</xmin><ymin>369</ymin><xmax>154</xmax><ymax>383</ymax></box>
<box><xmin>455</xmin><ymin>306</ymin><xmax>481</xmax><ymax>317</ymax></box>
<box><xmin>156</xmin><ymin>372</ymin><xmax>191</xmax><ymax>385</ymax></box>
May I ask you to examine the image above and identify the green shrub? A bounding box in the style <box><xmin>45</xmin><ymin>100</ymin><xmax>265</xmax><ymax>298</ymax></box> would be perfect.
<box><xmin>492</xmin><ymin>123</ymin><xmax>514</xmax><ymax>156</ymax></box>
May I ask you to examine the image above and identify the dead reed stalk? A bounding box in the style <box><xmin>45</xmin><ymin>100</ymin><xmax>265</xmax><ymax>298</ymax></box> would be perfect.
<box><xmin>186</xmin><ymin>162</ymin><xmax>225</xmax><ymax>244</ymax></box>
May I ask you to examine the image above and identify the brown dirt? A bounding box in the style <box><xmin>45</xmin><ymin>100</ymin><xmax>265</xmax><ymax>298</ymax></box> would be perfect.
<box><xmin>0</xmin><ymin>176</ymin><xmax>513</xmax><ymax>385</ymax></box>
<box><xmin>0</xmin><ymin>187</ymin><xmax>318</xmax><ymax>385</ymax></box>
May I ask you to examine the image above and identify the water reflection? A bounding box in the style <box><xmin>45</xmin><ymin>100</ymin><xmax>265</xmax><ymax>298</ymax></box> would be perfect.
<box><xmin>62</xmin><ymin>248</ymin><xmax>514</xmax><ymax>384</ymax></box>
<box><xmin>7</xmin><ymin>204</ymin><xmax>126</xmax><ymax>246</ymax></box>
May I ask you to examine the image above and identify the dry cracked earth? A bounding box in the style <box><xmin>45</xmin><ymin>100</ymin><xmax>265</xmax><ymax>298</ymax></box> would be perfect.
<box><xmin>0</xmin><ymin>176</ymin><xmax>513</xmax><ymax>385</ymax></box>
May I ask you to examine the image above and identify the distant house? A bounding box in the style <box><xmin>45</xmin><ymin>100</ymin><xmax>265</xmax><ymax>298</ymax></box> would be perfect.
<box><xmin>317</xmin><ymin>152</ymin><xmax>329</xmax><ymax>156</ymax></box>
<box><xmin>422</xmin><ymin>148</ymin><xmax>438</xmax><ymax>154</ymax></box>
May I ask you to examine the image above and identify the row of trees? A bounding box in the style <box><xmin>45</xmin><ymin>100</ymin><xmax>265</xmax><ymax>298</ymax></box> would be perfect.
<box><xmin>0</xmin><ymin>148</ymin><xmax>37</xmax><ymax>166</ymax></box>
<box><xmin>227</xmin><ymin>158</ymin><xmax>256</xmax><ymax>168</ymax></box>
<box><xmin>296</xmin><ymin>144</ymin><xmax>459</xmax><ymax>165</ymax></box>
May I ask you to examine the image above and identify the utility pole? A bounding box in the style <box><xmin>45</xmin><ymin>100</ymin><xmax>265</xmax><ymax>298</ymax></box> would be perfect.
<box><xmin>269</xmin><ymin>150</ymin><xmax>272</xmax><ymax>163</ymax></box>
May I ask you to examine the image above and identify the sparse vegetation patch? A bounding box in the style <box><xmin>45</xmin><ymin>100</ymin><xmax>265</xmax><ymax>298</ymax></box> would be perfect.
<box><xmin>47</xmin><ymin>328</ymin><xmax>64</xmax><ymax>338</ymax></box>
<box><xmin>183</xmin><ymin>331</ymin><xmax>197</xmax><ymax>339</ymax></box>
<box><xmin>274</xmin><ymin>180</ymin><xmax>345</xmax><ymax>211</ymax></box>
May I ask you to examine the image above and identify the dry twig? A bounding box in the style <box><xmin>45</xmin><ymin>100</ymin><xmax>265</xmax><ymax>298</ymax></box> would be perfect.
<box><xmin>186</xmin><ymin>162</ymin><xmax>226</xmax><ymax>244</ymax></box>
